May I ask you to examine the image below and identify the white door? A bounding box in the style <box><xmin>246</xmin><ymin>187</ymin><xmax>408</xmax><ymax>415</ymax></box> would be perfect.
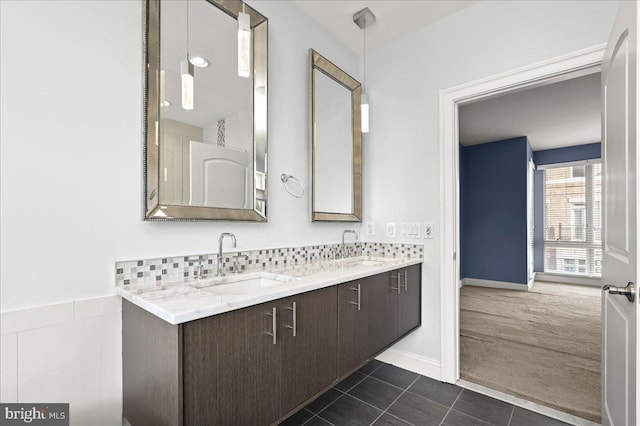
<box><xmin>601</xmin><ymin>1</ymin><xmax>639</xmax><ymax>425</ymax></box>
<box><xmin>189</xmin><ymin>140</ymin><xmax>250</xmax><ymax>209</ymax></box>
<box><xmin>528</xmin><ymin>159</ymin><xmax>535</xmax><ymax>281</ymax></box>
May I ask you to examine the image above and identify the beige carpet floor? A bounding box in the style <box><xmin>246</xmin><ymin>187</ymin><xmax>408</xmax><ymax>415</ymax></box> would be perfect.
<box><xmin>460</xmin><ymin>282</ymin><xmax>601</xmax><ymax>423</ymax></box>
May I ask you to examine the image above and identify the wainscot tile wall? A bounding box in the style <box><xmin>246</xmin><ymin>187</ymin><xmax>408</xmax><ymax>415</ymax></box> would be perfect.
<box><xmin>115</xmin><ymin>242</ymin><xmax>423</xmax><ymax>289</ymax></box>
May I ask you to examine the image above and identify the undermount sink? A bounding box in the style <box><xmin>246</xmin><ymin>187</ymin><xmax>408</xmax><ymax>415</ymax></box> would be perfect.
<box><xmin>187</xmin><ymin>272</ymin><xmax>298</xmax><ymax>294</ymax></box>
<box><xmin>342</xmin><ymin>256</ymin><xmax>398</xmax><ymax>267</ymax></box>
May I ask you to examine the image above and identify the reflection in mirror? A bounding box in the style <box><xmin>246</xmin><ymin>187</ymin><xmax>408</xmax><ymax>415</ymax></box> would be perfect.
<box><xmin>143</xmin><ymin>0</ymin><xmax>268</xmax><ymax>221</ymax></box>
<box><xmin>310</xmin><ymin>49</ymin><xmax>362</xmax><ymax>222</ymax></box>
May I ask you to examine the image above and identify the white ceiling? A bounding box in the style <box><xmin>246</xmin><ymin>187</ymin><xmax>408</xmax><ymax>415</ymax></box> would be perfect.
<box><xmin>458</xmin><ymin>72</ymin><xmax>602</xmax><ymax>151</ymax></box>
<box><xmin>293</xmin><ymin>0</ymin><xmax>477</xmax><ymax>54</ymax></box>
<box><xmin>161</xmin><ymin>0</ymin><xmax>253</xmax><ymax>129</ymax></box>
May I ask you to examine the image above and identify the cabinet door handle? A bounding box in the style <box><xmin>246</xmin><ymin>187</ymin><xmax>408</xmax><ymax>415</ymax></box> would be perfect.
<box><xmin>391</xmin><ymin>272</ymin><xmax>401</xmax><ymax>294</ymax></box>
<box><xmin>349</xmin><ymin>284</ymin><xmax>361</xmax><ymax>311</ymax></box>
<box><xmin>265</xmin><ymin>307</ymin><xmax>277</xmax><ymax>344</ymax></box>
<box><xmin>402</xmin><ymin>270</ymin><xmax>408</xmax><ymax>292</ymax></box>
<box><xmin>284</xmin><ymin>302</ymin><xmax>297</xmax><ymax>337</ymax></box>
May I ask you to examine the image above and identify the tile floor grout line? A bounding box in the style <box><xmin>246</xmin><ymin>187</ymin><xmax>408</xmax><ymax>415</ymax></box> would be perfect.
<box><xmin>377</xmin><ymin>410</ymin><xmax>417</xmax><ymax>426</ymax></box>
<box><xmin>437</xmin><ymin>386</ymin><xmax>464</xmax><ymax>426</ymax></box>
<box><xmin>448</xmin><ymin>388</ymin><xmax>511</xmax><ymax>426</ymax></box>
<box><xmin>300</xmin><ymin>362</ymin><xmax>384</xmax><ymax>426</ymax></box>
<box><xmin>327</xmin><ymin>389</ymin><xmax>392</xmax><ymax>419</ymax></box>
<box><xmin>507</xmin><ymin>406</ymin><xmax>515</xmax><ymax>426</ymax></box>
<box><xmin>369</xmin><ymin>375</ymin><xmax>422</xmax><ymax>426</ymax></box>
<box><xmin>365</xmin><ymin>374</ymin><xmax>409</xmax><ymax>392</ymax></box>
<box><xmin>339</xmin><ymin>372</ymin><xmax>369</xmax><ymax>393</ymax></box>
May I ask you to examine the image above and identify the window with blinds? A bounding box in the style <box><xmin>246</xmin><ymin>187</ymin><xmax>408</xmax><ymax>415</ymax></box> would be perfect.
<box><xmin>543</xmin><ymin>161</ymin><xmax>601</xmax><ymax>276</ymax></box>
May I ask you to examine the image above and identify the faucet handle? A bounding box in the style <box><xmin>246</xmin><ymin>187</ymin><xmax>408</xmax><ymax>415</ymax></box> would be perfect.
<box><xmin>197</xmin><ymin>264</ymin><xmax>205</xmax><ymax>279</ymax></box>
<box><xmin>232</xmin><ymin>252</ymin><xmax>245</xmax><ymax>274</ymax></box>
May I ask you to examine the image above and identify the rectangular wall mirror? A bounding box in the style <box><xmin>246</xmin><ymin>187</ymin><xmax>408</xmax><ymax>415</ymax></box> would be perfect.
<box><xmin>309</xmin><ymin>49</ymin><xmax>362</xmax><ymax>222</ymax></box>
<box><xmin>143</xmin><ymin>0</ymin><xmax>268</xmax><ymax>221</ymax></box>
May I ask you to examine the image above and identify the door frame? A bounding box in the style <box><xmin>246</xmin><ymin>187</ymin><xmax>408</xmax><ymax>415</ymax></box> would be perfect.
<box><xmin>439</xmin><ymin>44</ymin><xmax>606</xmax><ymax>383</ymax></box>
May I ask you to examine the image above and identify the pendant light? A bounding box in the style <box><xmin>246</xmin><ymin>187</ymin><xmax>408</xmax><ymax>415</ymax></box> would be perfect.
<box><xmin>238</xmin><ymin>6</ymin><xmax>251</xmax><ymax>78</ymax></box>
<box><xmin>353</xmin><ymin>8</ymin><xmax>375</xmax><ymax>133</ymax></box>
<box><xmin>181</xmin><ymin>0</ymin><xmax>194</xmax><ymax>110</ymax></box>
<box><xmin>181</xmin><ymin>60</ymin><xmax>194</xmax><ymax>110</ymax></box>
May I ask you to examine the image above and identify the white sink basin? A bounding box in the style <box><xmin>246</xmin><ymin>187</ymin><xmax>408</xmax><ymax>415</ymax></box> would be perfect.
<box><xmin>187</xmin><ymin>272</ymin><xmax>298</xmax><ymax>294</ymax></box>
<box><xmin>342</xmin><ymin>256</ymin><xmax>399</xmax><ymax>267</ymax></box>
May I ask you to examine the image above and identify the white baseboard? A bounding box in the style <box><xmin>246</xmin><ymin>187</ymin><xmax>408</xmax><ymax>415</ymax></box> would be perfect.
<box><xmin>461</xmin><ymin>277</ymin><xmax>532</xmax><ymax>291</ymax></box>
<box><xmin>535</xmin><ymin>273</ymin><xmax>602</xmax><ymax>287</ymax></box>
<box><xmin>375</xmin><ymin>348</ymin><xmax>441</xmax><ymax>380</ymax></box>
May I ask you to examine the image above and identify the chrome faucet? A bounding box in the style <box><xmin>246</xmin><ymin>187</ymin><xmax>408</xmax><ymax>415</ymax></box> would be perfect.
<box><xmin>217</xmin><ymin>233</ymin><xmax>237</xmax><ymax>276</ymax></box>
<box><xmin>341</xmin><ymin>229</ymin><xmax>358</xmax><ymax>259</ymax></box>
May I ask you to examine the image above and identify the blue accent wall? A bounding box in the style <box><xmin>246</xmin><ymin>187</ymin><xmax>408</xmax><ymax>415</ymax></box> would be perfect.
<box><xmin>532</xmin><ymin>143</ymin><xmax>601</xmax><ymax>272</ymax></box>
<box><xmin>460</xmin><ymin>137</ymin><xmax>529</xmax><ymax>285</ymax></box>
<box><xmin>533</xmin><ymin>143</ymin><xmax>601</xmax><ymax>165</ymax></box>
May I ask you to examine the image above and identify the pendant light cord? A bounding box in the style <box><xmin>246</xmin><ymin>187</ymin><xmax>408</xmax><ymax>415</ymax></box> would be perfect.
<box><xmin>186</xmin><ymin>0</ymin><xmax>190</xmax><ymax>60</ymax></box>
<box><xmin>363</xmin><ymin>24</ymin><xmax>366</xmax><ymax>92</ymax></box>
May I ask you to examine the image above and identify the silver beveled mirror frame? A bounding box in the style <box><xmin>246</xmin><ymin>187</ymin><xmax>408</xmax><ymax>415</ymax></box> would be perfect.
<box><xmin>142</xmin><ymin>0</ymin><xmax>268</xmax><ymax>221</ymax></box>
<box><xmin>309</xmin><ymin>49</ymin><xmax>362</xmax><ymax>222</ymax></box>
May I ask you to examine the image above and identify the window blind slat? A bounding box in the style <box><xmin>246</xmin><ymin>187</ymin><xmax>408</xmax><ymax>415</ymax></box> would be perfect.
<box><xmin>543</xmin><ymin>163</ymin><xmax>601</xmax><ymax>276</ymax></box>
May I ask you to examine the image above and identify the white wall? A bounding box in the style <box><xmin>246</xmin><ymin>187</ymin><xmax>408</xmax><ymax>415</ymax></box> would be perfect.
<box><xmin>0</xmin><ymin>0</ymin><xmax>621</xmax><ymax>420</ymax></box>
<box><xmin>0</xmin><ymin>0</ymin><xmax>357</xmax><ymax>313</ymax></box>
<box><xmin>363</xmin><ymin>0</ymin><xmax>619</xmax><ymax>368</ymax></box>
<box><xmin>0</xmin><ymin>0</ymin><xmax>357</xmax><ymax>422</ymax></box>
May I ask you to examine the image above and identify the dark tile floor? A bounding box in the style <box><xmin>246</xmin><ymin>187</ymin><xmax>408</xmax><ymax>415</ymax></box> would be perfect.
<box><xmin>279</xmin><ymin>360</ymin><xmax>570</xmax><ymax>426</ymax></box>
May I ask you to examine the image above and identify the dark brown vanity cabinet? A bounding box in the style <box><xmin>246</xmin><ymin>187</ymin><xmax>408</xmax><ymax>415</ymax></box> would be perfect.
<box><xmin>337</xmin><ymin>264</ymin><xmax>422</xmax><ymax>376</ymax></box>
<box><xmin>123</xmin><ymin>264</ymin><xmax>420</xmax><ymax>426</ymax></box>
<box><xmin>181</xmin><ymin>300</ymin><xmax>281</xmax><ymax>425</ymax></box>
<box><xmin>367</xmin><ymin>272</ymin><xmax>401</xmax><ymax>355</ymax></box>
<box><xmin>398</xmin><ymin>264</ymin><xmax>422</xmax><ymax>337</ymax></box>
<box><xmin>123</xmin><ymin>286</ymin><xmax>337</xmax><ymax>426</ymax></box>
<box><xmin>278</xmin><ymin>288</ymin><xmax>337</xmax><ymax>415</ymax></box>
<box><xmin>183</xmin><ymin>286</ymin><xmax>337</xmax><ymax>424</ymax></box>
<box><xmin>337</xmin><ymin>280</ymin><xmax>370</xmax><ymax>376</ymax></box>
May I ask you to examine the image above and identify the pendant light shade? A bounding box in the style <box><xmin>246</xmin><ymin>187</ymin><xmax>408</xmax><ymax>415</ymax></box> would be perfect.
<box><xmin>238</xmin><ymin>12</ymin><xmax>251</xmax><ymax>78</ymax></box>
<box><xmin>181</xmin><ymin>1</ymin><xmax>194</xmax><ymax>110</ymax></box>
<box><xmin>361</xmin><ymin>93</ymin><xmax>370</xmax><ymax>133</ymax></box>
<box><xmin>181</xmin><ymin>60</ymin><xmax>194</xmax><ymax>110</ymax></box>
<box><xmin>353</xmin><ymin>7</ymin><xmax>375</xmax><ymax>135</ymax></box>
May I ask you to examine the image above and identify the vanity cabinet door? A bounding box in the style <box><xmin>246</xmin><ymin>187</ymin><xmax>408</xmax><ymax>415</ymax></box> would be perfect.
<box><xmin>182</xmin><ymin>301</ymin><xmax>281</xmax><ymax>426</ymax></box>
<box><xmin>398</xmin><ymin>264</ymin><xmax>422</xmax><ymax>337</ymax></box>
<box><xmin>280</xmin><ymin>286</ymin><xmax>338</xmax><ymax>416</ymax></box>
<box><xmin>337</xmin><ymin>280</ymin><xmax>369</xmax><ymax>377</ymax></box>
<box><xmin>367</xmin><ymin>272</ymin><xmax>400</xmax><ymax>355</ymax></box>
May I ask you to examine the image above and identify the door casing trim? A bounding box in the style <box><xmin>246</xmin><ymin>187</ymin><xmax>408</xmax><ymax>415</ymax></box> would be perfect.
<box><xmin>439</xmin><ymin>43</ymin><xmax>606</xmax><ymax>383</ymax></box>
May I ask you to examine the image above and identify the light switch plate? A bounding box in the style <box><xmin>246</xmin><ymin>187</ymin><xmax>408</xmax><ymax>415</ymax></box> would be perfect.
<box><xmin>386</xmin><ymin>223</ymin><xmax>396</xmax><ymax>238</ymax></box>
<box><xmin>365</xmin><ymin>221</ymin><xmax>375</xmax><ymax>236</ymax></box>
<box><xmin>402</xmin><ymin>223</ymin><xmax>420</xmax><ymax>238</ymax></box>
<box><xmin>424</xmin><ymin>223</ymin><xmax>433</xmax><ymax>239</ymax></box>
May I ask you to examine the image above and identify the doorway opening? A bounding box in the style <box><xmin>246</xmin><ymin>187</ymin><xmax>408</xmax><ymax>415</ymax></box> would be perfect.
<box><xmin>439</xmin><ymin>44</ymin><xmax>606</xmax><ymax>423</ymax></box>
<box><xmin>455</xmin><ymin>71</ymin><xmax>603</xmax><ymax>422</ymax></box>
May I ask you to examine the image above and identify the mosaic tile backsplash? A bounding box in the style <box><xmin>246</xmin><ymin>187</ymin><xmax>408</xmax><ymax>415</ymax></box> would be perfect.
<box><xmin>115</xmin><ymin>242</ymin><xmax>423</xmax><ymax>288</ymax></box>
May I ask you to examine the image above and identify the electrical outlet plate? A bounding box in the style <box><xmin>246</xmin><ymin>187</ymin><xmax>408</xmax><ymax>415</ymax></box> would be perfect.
<box><xmin>424</xmin><ymin>223</ymin><xmax>433</xmax><ymax>239</ymax></box>
<box><xmin>386</xmin><ymin>222</ymin><xmax>396</xmax><ymax>238</ymax></box>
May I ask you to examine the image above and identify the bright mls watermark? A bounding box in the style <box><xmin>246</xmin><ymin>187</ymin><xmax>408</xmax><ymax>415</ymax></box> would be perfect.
<box><xmin>0</xmin><ymin>404</ymin><xmax>68</xmax><ymax>425</ymax></box>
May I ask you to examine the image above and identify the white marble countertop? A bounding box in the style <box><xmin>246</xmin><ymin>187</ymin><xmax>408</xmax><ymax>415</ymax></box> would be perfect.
<box><xmin>116</xmin><ymin>256</ymin><xmax>423</xmax><ymax>325</ymax></box>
